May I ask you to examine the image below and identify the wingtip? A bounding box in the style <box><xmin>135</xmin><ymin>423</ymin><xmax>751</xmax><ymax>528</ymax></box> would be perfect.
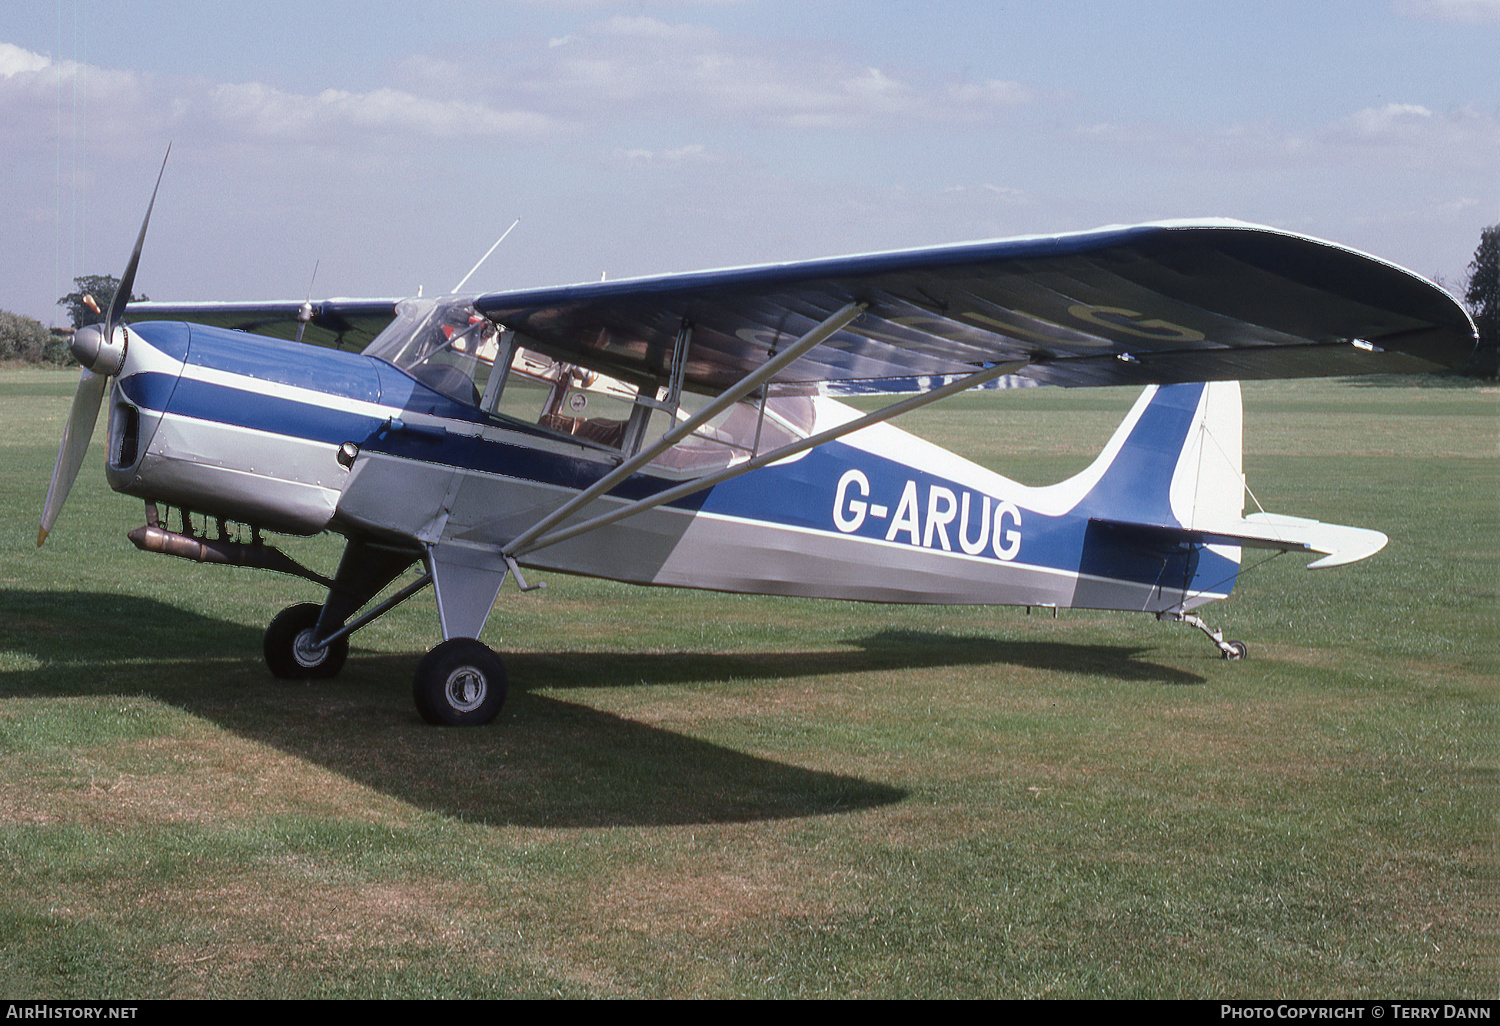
<box><xmin>36</xmin><ymin>526</ymin><xmax>48</xmax><ymax>547</ymax></box>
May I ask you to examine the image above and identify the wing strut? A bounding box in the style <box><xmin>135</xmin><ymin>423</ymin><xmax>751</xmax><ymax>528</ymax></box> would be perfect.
<box><xmin>507</xmin><ymin>357</ymin><xmax>1031</xmax><ymax>559</ymax></box>
<box><xmin>501</xmin><ymin>301</ymin><xmax>868</xmax><ymax>559</ymax></box>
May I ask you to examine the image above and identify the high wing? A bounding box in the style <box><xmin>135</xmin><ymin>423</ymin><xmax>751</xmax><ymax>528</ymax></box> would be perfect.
<box><xmin>474</xmin><ymin>220</ymin><xmax>1476</xmax><ymax>391</ymax></box>
<box><xmin>126</xmin><ymin>298</ymin><xmax>401</xmax><ymax>350</ymax></box>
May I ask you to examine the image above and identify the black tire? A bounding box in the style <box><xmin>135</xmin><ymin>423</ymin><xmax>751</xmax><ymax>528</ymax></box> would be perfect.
<box><xmin>1222</xmin><ymin>640</ymin><xmax>1248</xmax><ymax>661</ymax></box>
<box><xmin>264</xmin><ymin>603</ymin><xmax>348</xmax><ymax>679</ymax></box>
<box><xmin>413</xmin><ymin>638</ymin><xmax>507</xmax><ymax>726</ymax></box>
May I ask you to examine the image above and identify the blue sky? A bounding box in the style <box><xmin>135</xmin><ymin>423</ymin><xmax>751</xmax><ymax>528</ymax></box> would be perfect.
<box><xmin>2</xmin><ymin>0</ymin><xmax>1496</xmax><ymax>326</ymax></box>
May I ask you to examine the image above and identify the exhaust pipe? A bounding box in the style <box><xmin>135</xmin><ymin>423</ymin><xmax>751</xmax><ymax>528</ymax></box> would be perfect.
<box><xmin>128</xmin><ymin>520</ymin><xmax>333</xmax><ymax>587</ymax></box>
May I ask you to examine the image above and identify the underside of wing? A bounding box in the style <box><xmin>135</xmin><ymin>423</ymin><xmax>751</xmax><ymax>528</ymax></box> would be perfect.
<box><xmin>474</xmin><ymin>220</ymin><xmax>1477</xmax><ymax>392</ymax></box>
<box><xmin>126</xmin><ymin>298</ymin><xmax>401</xmax><ymax>351</ymax></box>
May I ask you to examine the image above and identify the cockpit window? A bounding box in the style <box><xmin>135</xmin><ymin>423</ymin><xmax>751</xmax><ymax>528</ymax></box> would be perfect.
<box><xmin>364</xmin><ymin>296</ymin><xmax>814</xmax><ymax>465</ymax></box>
<box><xmin>493</xmin><ymin>351</ymin><xmax>637</xmax><ymax>448</ymax></box>
<box><xmin>365</xmin><ymin>296</ymin><xmax>643</xmax><ymax>449</ymax></box>
<box><xmin>645</xmin><ymin>393</ymin><xmax>812</xmax><ymax>473</ymax></box>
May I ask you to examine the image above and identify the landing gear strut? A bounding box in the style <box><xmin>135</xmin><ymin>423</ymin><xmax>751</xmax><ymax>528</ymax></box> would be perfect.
<box><xmin>1159</xmin><ymin>610</ymin><xmax>1248</xmax><ymax>661</ymax></box>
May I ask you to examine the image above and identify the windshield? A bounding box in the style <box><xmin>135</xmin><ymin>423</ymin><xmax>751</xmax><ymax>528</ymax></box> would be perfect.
<box><xmin>363</xmin><ymin>296</ymin><xmax>498</xmax><ymax>405</ymax></box>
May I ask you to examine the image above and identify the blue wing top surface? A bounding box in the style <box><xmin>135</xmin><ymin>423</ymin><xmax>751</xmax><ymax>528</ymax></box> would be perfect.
<box><xmin>474</xmin><ymin>219</ymin><xmax>1476</xmax><ymax>390</ymax></box>
<box><xmin>131</xmin><ymin>220</ymin><xmax>1475</xmax><ymax>390</ymax></box>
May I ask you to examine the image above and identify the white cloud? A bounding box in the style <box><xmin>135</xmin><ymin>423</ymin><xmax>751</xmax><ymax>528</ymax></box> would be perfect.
<box><xmin>610</xmin><ymin>142</ymin><xmax>717</xmax><ymax>167</ymax></box>
<box><xmin>14</xmin><ymin>7</ymin><xmax>1029</xmax><ymax>161</ymax></box>
<box><xmin>0</xmin><ymin>42</ymin><xmax>50</xmax><ymax>77</ymax></box>
<box><xmin>0</xmin><ymin>42</ymin><xmax>149</xmax><ymax>149</ymax></box>
<box><xmin>207</xmin><ymin>81</ymin><xmax>559</xmax><ymax>140</ymax></box>
<box><xmin>495</xmin><ymin>16</ymin><xmax>1032</xmax><ymax>130</ymax></box>
<box><xmin>0</xmin><ymin>41</ymin><xmax>561</xmax><ymax>150</ymax></box>
<box><xmin>1326</xmin><ymin>103</ymin><xmax>1500</xmax><ymax>166</ymax></box>
<box><xmin>1073</xmin><ymin>102</ymin><xmax>1500</xmax><ymax>174</ymax></box>
<box><xmin>0</xmin><ymin>42</ymin><xmax>139</xmax><ymax>103</ymax></box>
<box><xmin>1342</xmin><ymin>102</ymin><xmax>1434</xmax><ymax>137</ymax></box>
<box><xmin>1393</xmin><ymin>0</ymin><xmax>1500</xmax><ymax>23</ymax></box>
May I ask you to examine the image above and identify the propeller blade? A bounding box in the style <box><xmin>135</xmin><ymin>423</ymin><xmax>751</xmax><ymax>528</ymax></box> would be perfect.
<box><xmin>105</xmin><ymin>144</ymin><xmax>171</xmax><ymax>333</ymax></box>
<box><xmin>38</xmin><ymin>370</ymin><xmax>108</xmax><ymax>546</ymax></box>
<box><xmin>41</xmin><ymin>149</ymin><xmax>171</xmax><ymax>546</ymax></box>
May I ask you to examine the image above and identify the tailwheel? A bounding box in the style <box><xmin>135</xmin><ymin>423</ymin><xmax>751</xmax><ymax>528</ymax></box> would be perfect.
<box><xmin>264</xmin><ymin>602</ymin><xmax>348</xmax><ymax>679</ymax></box>
<box><xmin>413</xmin><ymin>638</ymin><xmax>508</xmax><ymax>726</ymax></box>
<box><xmin>1158</xmin><ymin>610</ymin><xmax>1249</xmax><ymax>661</ymax></box>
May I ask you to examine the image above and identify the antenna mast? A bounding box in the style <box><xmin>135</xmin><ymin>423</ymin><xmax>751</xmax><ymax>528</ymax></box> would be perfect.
<box><xmin>451</xmin><ymin>219</ymin><xmax>521</xmax><ymax>294</ymax></box>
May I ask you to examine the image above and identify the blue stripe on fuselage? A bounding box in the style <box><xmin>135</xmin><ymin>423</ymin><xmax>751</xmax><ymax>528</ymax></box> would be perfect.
<box><xmin>134</xmin><ymin>371</ymin><xmax>390</xmax><ymax>446</ymax></box>
<box><xmin>124</xmin><ymin>321</ymin><xmax>484</xmax><ymax>445</ymax></box>
<box><xmin>124</xmin><ymin>321</ymin><xmax>714</xmax><ymax>507</ymax></box>
<box><xmin>698</xmin><ymin>440</ymin><xmax>1101</xmax><ymax>573</ymax></box>
<box><xmin>689</xmin><ymin>383</ymin><xmax>1236</xmax><ymax>591</ymax></box>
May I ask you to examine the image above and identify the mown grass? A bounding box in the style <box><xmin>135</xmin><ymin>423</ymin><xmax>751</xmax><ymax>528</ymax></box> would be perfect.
<box><xmin>0</xmin><ymin>367</ymin><xmax>1493</xmax><ymax>998</ymax></box>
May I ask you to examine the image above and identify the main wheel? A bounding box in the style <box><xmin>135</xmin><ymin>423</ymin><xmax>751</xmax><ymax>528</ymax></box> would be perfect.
<box><xmin>264</xmin><ymin>603</ymin><xmax>348</xmax><ymax>679</ymax></box>
<box><xmin>1221</xmin><ymin>640</ymin><xmax>1248</xmax><ymax>661</ymax></box>
<box><xmin>413</xmin><ymin>638</ymin><xmax>508</xmax><ymax>726</ymax></box>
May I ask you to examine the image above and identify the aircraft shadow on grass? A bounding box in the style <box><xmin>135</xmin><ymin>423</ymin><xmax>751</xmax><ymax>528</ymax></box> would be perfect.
<box><xmin>1</xmin><ymin>590</ymin><xmax>1202</xmax><ymax>827</ymax></box>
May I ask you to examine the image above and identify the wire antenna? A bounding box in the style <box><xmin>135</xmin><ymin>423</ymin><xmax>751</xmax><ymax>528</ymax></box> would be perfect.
<box><xmin>450</xmin><ymin>219</ymin><xmax>520</xmax><ymax>294</ymax></box>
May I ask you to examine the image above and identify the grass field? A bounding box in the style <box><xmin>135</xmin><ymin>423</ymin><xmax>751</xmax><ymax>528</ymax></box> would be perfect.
<box><xmin>0</xmin><ymin>367</ymin><xmax>1493</xmax><ymax>998</ymax></box>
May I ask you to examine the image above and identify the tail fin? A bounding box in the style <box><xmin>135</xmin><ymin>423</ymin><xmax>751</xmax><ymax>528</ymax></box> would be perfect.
<box><xmin>1038</xmin><ymin>382</ymin><xmax>1244</xmax><ymax>612</ymax></box>
<box><xmin>1065</xmin><ymin>381</ymin><xmax>1244</xmax><ymax>528</ymax></box>
<box><xmin>1072</xmin><ymin>381</ymin><xmax>1386</xmax><ymax>570</ymax></box>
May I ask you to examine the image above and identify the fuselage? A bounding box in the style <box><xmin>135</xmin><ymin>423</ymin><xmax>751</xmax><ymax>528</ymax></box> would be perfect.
<box><xmin>109</xmin><ymin>319</ymin><xmax>1241</xmax><ymax>615</ymax></box>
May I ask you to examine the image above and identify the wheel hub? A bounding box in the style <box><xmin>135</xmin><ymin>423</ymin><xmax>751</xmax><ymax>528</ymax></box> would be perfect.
<box><xmin>445</xmin><ymin>667</ymin><xmax>487</xmax><ymax>712</ymax></box>
<box><xmin>292</xmin><ymin>628</ymin><xmax>326</xmax><ymax>668</ymax></box>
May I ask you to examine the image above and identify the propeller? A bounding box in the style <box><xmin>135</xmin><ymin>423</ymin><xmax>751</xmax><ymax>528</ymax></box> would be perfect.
<box><xmin>38</xmin><ymin>146</ymin><xmax>170</xmax><ymax>546</ymax></box>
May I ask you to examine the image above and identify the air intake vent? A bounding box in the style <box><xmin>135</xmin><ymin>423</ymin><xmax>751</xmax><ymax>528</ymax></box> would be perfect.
<box><xmin>110</xmin><ymin>403</ymin><xmax>140</xmax><ymax>468</ymax></box>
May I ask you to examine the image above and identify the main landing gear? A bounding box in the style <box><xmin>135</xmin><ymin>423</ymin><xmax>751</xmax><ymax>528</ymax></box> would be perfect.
<box><xmin>259</xmin><ymin>538</ymin><xmax>512</xmax><ymax>726</ymax></box>
<box><xmin>264</xmin><ymin>602</ymin><xmax>348</xmax><ymax>679</ymax></box>
<box><xmin>262</xmin><ymin>603</ymin><xmax>510</xmax><ymax>725</ymax></box>
<box><xmin>411</xmin><ymin>639</ymin><xmax>508</xmax><ymax>726</ymax></box>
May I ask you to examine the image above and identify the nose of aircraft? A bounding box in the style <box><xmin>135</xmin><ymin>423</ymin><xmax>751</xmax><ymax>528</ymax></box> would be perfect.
<box><xmin>70</xmin><ymin>321</ymin><xmax>129</xmax><ymax>376</ymax></box>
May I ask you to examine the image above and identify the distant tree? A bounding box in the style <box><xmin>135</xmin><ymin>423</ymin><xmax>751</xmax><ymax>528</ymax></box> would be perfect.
<box><xmin>57</xmin><ymin>274</ymin><xmax>147</xmax><ymax>330</ymax></box>
<box><xmin>1463</xmin><ymin>224</ymin><xmax>1498</xmax><ymax>378</ymax></box>
<box><xmin>0</xmin><ymin>309</ymin><xmax>71</xmax><ymax>364</ymax></box>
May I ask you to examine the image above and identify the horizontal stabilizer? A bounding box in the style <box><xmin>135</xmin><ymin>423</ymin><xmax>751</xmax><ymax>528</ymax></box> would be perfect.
<box><xmin>1091</xmin><ymin>512</ymin><xmax>1388</xmax><ymax>569</ymax></box>
<box><xmin>1231</xmin><ymin>512</ymin><xmax>1388</xmax><ymax>568</ymax></box>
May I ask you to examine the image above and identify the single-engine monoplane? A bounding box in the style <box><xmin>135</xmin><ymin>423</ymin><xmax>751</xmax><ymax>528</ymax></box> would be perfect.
<box><xmin>40</xmin><ymin>157</ymin><xmax>1477</xmax><ymax>724</ymax></box>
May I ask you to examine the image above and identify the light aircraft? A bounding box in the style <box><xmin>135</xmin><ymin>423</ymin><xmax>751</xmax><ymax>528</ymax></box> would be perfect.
<box><xmin>39</xmin><ymin>158</ymin><xmax>1477</xmax><ymax>725</ymax></box>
